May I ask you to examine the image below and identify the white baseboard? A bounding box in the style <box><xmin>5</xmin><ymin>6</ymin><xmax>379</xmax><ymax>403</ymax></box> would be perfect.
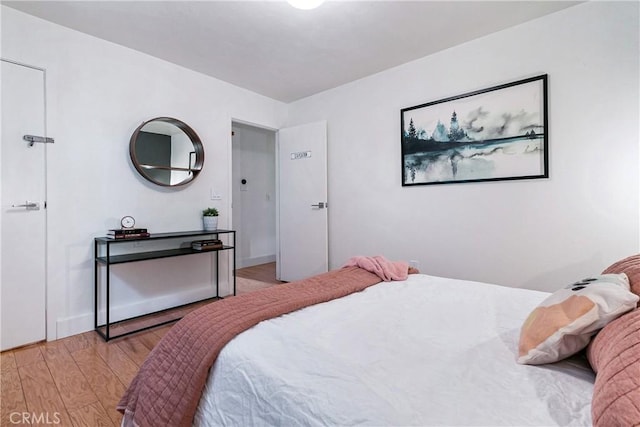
<box><xmin>237</xmin><ymin>254</ymin><xmax>276</xmax><ymax>269</ymax></box>
<box><xmin>55</xmin><ymin>285</ymin><xmax>218</xmax><ymax>340</ymax></box>
<box><xmin>56</xmin><ymin>313</ymin><xmax>93</xmax><ymax>339</ymax></box>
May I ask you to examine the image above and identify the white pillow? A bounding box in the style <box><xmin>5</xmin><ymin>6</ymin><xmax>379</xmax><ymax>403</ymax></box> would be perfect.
<box><xmin>517</xmin><ymin>273</ymin><xmax>638</xmax><ymax>365</ymax></box>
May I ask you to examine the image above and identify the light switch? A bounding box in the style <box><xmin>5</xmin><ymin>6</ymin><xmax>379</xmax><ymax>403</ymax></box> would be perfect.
<box><xmin>210</xmin><ymin>188</ymin><xmax>222</xmax><ymax>200</ymax></box>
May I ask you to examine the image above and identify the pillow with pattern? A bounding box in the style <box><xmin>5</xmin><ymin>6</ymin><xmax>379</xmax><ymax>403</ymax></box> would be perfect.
<box><xmin>518</xmin><ymin>273</ymin><xmax>638</xmax><ymax>365</ymax></box>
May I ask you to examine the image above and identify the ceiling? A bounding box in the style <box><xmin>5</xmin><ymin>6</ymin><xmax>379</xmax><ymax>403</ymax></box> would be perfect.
<box><xmin>3</xmin><ymin>1</ymin><xmax>580</xmax><ymax>103</ymax></box>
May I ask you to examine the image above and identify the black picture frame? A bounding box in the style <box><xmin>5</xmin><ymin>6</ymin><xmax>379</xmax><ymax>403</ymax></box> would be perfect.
<box><xmin>401</xmin><ymin>74</ymin><xmax>548</xmax><ymax>186</ymax></box>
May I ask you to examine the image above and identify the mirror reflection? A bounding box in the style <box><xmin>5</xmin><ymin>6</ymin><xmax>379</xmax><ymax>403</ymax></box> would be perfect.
<box><xmin>130</xmin><ymin>117</ymin><xmax>204</xmax><ymax>187</ymax></box>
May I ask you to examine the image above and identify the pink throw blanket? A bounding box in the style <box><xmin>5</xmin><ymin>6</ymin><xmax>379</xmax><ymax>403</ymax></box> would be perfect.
<box><xmin>342</xmin><ymin>255</ymin><xmax>409</xmax><ymax>281</ymax></box>
<box><xmin>117</xmin><ymin>266</ymin><xmax>382</xmax><ymax>427</ymax></box>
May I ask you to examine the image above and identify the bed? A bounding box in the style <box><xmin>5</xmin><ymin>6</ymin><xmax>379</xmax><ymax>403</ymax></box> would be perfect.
<box><xmin>118</xmin><ymin>256</ymin><xmax>640</xmax><ymax>427</ymax></box>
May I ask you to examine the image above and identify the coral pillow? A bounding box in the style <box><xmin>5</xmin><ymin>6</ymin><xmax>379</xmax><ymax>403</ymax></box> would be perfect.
<box><xmin>518</xmin><ymin>273</ymin><xmax>638</xmax><ymax>365</ymax></box>
<box><xmin>587</xmin><ymin>308</ymin><xmax>640</xmax><ymax>426</ymax></box>
<box><xmin>602</xmin><ymin>254</ymin><xmax>640</xmax><ymax>305</ymax></box>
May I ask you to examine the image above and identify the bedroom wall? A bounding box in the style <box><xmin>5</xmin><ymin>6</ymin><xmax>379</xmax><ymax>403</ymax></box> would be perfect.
<box><xmin>286</xmin><ymin>1</ymin><xmax>640</xmax><ymax>292</ymax></box>
<box><xmin>0</xmin><ymin>6</ymin><xmax>287</xmax><ymax>339</ymax></box>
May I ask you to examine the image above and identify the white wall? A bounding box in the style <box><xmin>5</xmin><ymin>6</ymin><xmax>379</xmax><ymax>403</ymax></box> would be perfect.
<box><xmin>1</xmin><ymin>6</ymin><xmax>287</xmax><ymax>339</ymax></box>
<box><xmin>286</xmin><ymin>1</ymin><xmax>640</xmax><ymax>292</ymax></box>
<box><xmin>231</xmin><ymin>122</ymin><xmax>277</xmax><ymax>268</ymax></box>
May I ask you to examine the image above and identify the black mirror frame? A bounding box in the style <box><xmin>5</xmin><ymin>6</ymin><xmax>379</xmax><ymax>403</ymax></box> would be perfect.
<box><xmin>129</xmin><ymin>117</ymin><xmax>204</xmax><ymax>187</ymax></box>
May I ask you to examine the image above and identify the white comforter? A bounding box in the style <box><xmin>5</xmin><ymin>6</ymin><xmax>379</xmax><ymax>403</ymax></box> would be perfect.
<box><xmin>194</xmin><ymin>274</ymin><xmax>595</xmax><ymax>426</ymax></box>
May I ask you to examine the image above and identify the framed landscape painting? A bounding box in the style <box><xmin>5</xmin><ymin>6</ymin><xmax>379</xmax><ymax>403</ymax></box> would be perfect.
<box><xmin>401</xmin><ymin>75</ymin><xmax>548</xmax><ymax>186</ymax></box>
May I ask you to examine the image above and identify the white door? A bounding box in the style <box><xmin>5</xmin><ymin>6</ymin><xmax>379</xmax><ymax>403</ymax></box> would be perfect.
<box><xmin>1</xmin><ymin>60</ymin><xmax>47</xmax><ymax>351</ymax></box>
<box><xmin>277</xmin><ymin>121</ymin><xmax>328</xmax><ymax>282</ymax></box>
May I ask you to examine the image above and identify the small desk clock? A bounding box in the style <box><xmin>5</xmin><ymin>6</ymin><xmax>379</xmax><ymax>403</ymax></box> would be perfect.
<box><xmin>120</xmin><ymin>215</ymin><xmax>135</xmax><ymax>229</ymax></box>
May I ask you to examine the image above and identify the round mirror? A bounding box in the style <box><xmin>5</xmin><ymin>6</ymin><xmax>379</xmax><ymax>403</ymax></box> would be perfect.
<box><xmin>129</xmin><ymin>117</ymin><xmax>204</xmax><ymax>187</ymax></box>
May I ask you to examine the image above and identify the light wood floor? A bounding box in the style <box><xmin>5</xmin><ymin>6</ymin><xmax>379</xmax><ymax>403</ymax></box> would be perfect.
<box><xmin>1</xmin><ymin>263</ymin><xmax>279</xmax><ymax>426</ymax></box>
<box><xmin>236</xmin><ymin>262</ymin><xmax>283</xmax><ymax>284</ymax></box>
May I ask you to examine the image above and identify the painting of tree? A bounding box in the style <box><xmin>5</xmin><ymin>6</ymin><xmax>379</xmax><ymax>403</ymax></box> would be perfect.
<box><xmin>400</xmin><ymin>75</ymin><xmax>548</xmax><ymax>186</ymax></box>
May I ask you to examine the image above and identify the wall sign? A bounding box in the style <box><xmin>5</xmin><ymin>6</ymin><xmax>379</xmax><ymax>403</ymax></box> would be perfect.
<box><xmin>291</xmin><ymin>151</ymin><xmax>312</xmax><ymax>160</ymax></box>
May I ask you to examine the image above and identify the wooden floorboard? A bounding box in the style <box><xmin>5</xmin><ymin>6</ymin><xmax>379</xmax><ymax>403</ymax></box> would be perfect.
<box><xmin>0</xmin><ymin>264</ymin><xmax>277</xmax><ymax>424</ymax></box>
<box><xmin>115</xmin><ymin>336</ymin><xmax>154</xmax><ymax>367</ymax></box>
<box><xmin>40</xmin><ymin>341</ymin><xmax>99</xmax><ymax>412</ymax></box>
<box><xmin>236</xmin><ymin>262</ymin><xmax>284</xmax><ymax>284</ymax></box>
<box><xmin>71</xmin><ymin>347</ymin><xmax>127</xmax><ymax>426</ymax></box>
<box><xmin>13</xmin><ymin>344</ymin><xmax>44</xmax><ymax>368</ymax></box>
<box><xmin>1</xmin><ymin>367</ymin><xmax>28</xmax><ymax>426</ymax></box>
<box><xmin>91</xmin><ymin>339</ymin><xmax>140</xmax><ymax>388</ymax></box>
<box><xmin>68</xmin><ymin>401</ymin><xmax>115</xmax><ymax>427</ymax></box>
<box><xmin>0</xmin><ymin>350</ymin><xmax>17</xmax><ymax>373</ymax></box>
<box><xmin>19</xmin><ymin>360</ymin><xmax>74</xmax><ymax>425</ymax></box>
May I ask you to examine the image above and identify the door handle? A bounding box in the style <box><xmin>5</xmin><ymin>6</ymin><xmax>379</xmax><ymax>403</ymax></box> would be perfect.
<box><xmin>311</xmin><ymin>202</ymin><xmax>327</xmax><ymax>209</ymax></box>
<box><xmin>24</xmin><ymin>135</ymin><xmax>55</xmax><ymax>147</ymax></box>
<box><xmin>11</xmin><ymin>201</ymin><xmax>40</xmax><ymax>210</ymax></box>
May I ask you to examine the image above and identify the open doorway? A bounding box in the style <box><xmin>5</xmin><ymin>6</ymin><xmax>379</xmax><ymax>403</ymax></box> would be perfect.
<box><xmin>231</xmin><ymin>122</ymin><xmax>277</xmax><ymax>278</ymax></box>
<box><xmin>231</xmin><ymin>119</ymin><xmax>328</xmax><ymax>284</ymax></box>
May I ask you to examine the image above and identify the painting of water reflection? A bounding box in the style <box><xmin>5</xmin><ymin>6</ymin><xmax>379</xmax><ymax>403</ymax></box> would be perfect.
<box><xmin>401</xmin><ymin>75</ymin><xmax>548</xmax><ymax>186</ymax></box>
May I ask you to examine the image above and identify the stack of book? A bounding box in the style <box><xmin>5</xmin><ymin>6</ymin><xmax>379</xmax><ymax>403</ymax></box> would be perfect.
<box><xmin>191</xmin><ymin>239</ymin><xmax>223</xmax><ymax>251</ymax></box>
<box><xmin>107</xmin><ymin>228</ymin><xmax>150</xmax><ymax>239</ymax></box>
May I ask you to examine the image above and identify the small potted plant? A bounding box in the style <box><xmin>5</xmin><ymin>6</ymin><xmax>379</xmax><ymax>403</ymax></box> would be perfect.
<box><xmin>202</xmin><ymin>207</ymin><xmax>219</xmax><ymax>231</ymax></box>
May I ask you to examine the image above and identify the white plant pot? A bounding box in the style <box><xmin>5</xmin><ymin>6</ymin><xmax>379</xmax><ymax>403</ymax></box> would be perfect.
<box><xmin>203</xmin><ymin>216</ymin><xmax>218</xmax><ymax>231</ymax></box>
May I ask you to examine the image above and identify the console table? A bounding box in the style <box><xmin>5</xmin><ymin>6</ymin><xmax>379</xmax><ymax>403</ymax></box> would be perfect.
<box><xmin>94</xmin><ymin>229</ymin><xmax>236</xmax><ymax>341</ymax></box>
